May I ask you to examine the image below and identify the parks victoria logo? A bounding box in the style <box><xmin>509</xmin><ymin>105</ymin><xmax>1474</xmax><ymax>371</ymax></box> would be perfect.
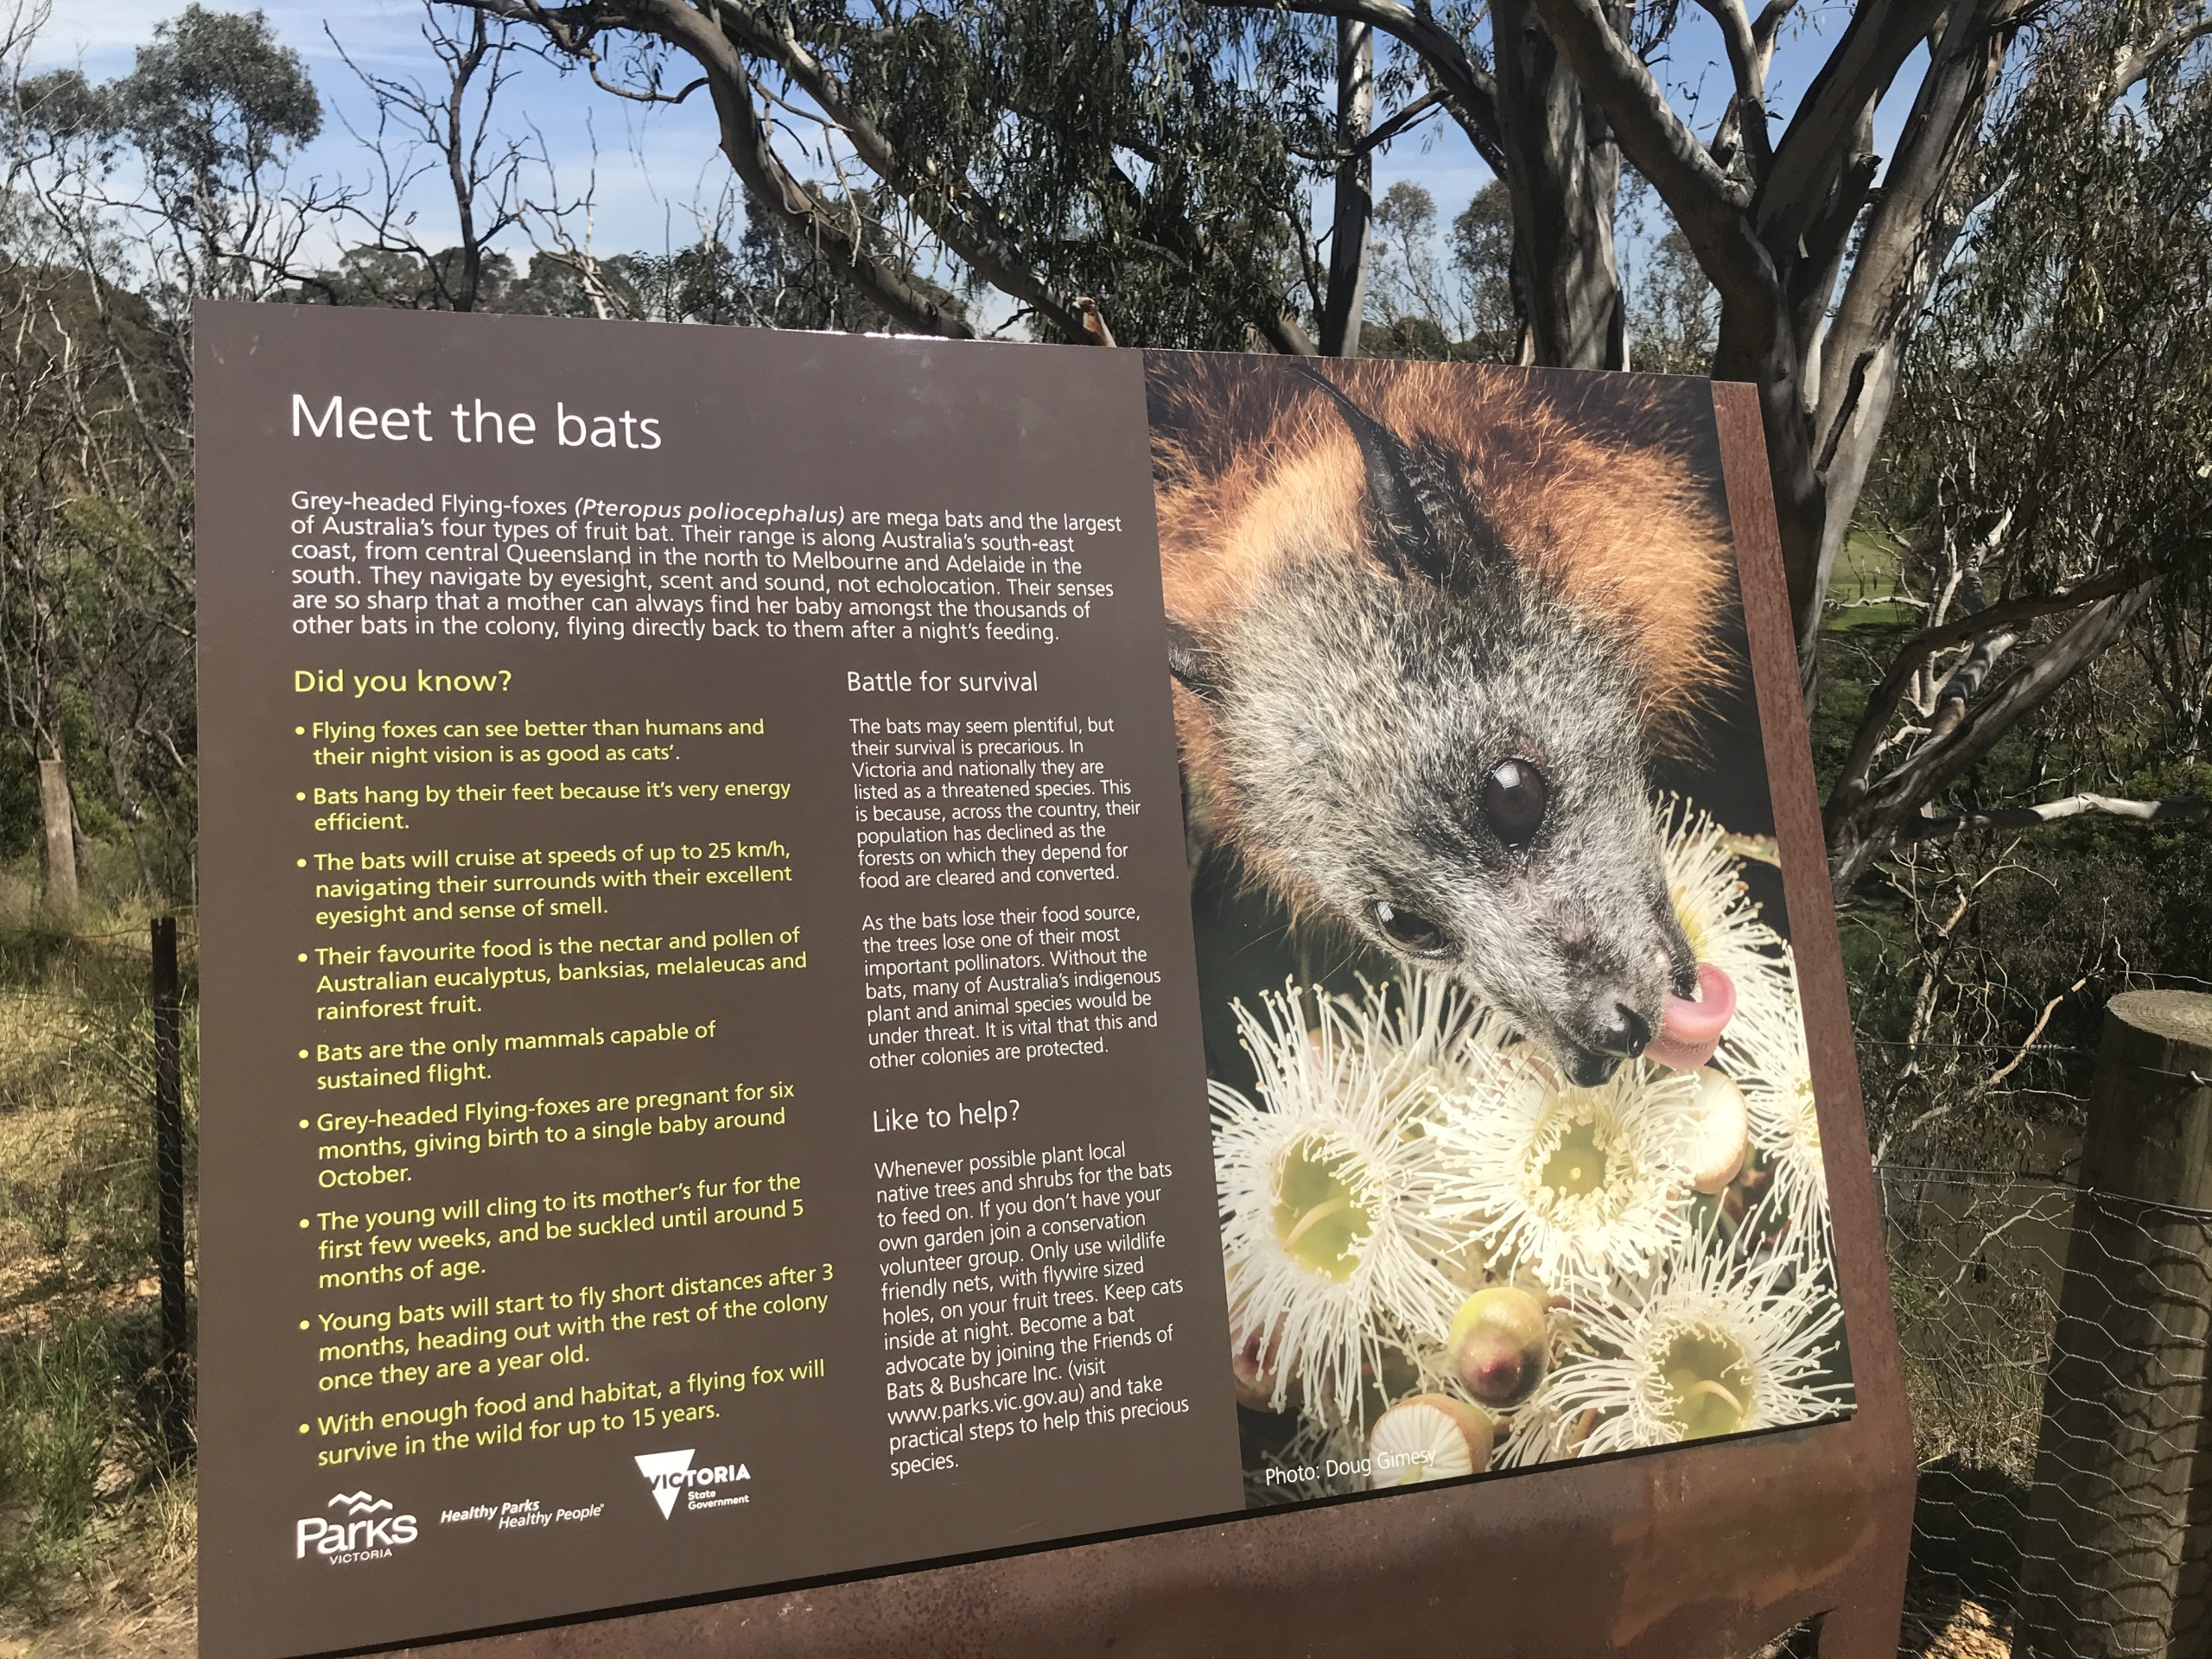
<box><xmin>296</xmin><ymin>1492</ymin><xmax>419</xmax><ymax>1565</ymax></box>
<box><xmin>634</xmin><ymin>1449</ymin><xmax>752</xmax><ymax>1517</ymax></box>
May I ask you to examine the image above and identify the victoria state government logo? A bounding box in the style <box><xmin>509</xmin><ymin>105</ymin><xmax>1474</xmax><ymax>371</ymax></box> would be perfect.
<box><xmin>296</xmin><ymin>1492</ymin><xmax>419</xmax><ymax>1564</ymax></box>
<box><xmin>634</xmin><ymin>1449</ymin><xmax>751</xmax><ymax>1517</ymax></box>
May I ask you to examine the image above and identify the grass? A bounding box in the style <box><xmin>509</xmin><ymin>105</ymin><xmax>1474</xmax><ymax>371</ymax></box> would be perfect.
<box><xmin>1827</xmin><ymin>530</ymin><xmax>1920</xmax><ymax>632</ymax></box>
<box><xmin>0</xmin><ymin>855</ymin><xmax>196</xmax><ymax>1655</ymax></box>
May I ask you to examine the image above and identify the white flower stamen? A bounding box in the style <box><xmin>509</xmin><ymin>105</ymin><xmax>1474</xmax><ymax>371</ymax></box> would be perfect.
<box><xmin>1507</xmin><ymin>1205</ymin><xmax>1849</xmax><ymax>1462</ymax></box>
<box><xmin>1215</xmin><ymin>982</ymin><xmax>1465</xmax><ymax>1424</ymax></box>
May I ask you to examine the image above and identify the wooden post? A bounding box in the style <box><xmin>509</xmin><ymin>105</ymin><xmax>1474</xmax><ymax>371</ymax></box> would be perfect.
<box><xmin>38</xmin><ymin>755</ymin><xmax>78</xmax><ymax>920</ymax></box>
<box><xmin>2184</xmin><ymin>1414</ymin><xmax>2212</xmax><ymax>1656</ymax></box>
<box><xmin>151</xmin><ymin>916</ymin><xmax>187</xmax><ymax>1445</ymax></box>
<box><xmin>2019</xmin><ymin>991</ymin><xmax>2212</xmax><ymax>1657</ymax></box>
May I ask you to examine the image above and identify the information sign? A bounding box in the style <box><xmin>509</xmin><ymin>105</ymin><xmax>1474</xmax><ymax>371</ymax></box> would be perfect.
<box><xmin>194</xmin><ymin>305</ymin><xmax>1866</xmax><ymax>1657</ymax></box>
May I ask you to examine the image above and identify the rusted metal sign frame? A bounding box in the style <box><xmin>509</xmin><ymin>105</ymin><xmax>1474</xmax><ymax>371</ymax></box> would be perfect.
<box><xmin>400</xmin><ymin>379</ymin><xmax>1914</xmax><ymax>1659</ymax></box>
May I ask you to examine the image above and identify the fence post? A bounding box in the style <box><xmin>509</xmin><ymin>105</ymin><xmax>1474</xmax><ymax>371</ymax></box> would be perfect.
<box><xmin>150</xmin><ymin>915</ymin><xmax>187</xmax><ymax>1447</ymax></box>
<box><xmin>2018</xmin><ymin>990</ymin><xmax>2212</xmax><ymax>1658</ymax></box>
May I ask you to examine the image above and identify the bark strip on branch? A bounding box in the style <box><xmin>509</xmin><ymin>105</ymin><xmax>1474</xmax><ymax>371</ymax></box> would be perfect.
<box><xmin>1899</xmin><ymin>795</ymin><xmax>2211</xmax><ymax>845</ymax></box>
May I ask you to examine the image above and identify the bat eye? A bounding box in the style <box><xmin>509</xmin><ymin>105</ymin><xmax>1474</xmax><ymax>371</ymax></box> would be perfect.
<box><xmin>1370</xmin><ymin>900</ymin><xmax>1452</xmax><ymax>957</ymax></box>
<box><xmin>1480</xmin><ymin>758</ymin><xmax>1548</xmax><ymax>848</ymax></box>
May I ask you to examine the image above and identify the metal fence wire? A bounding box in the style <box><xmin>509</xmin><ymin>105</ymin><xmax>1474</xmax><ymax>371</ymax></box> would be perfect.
<box><xmin>1882</xmin><ymin>1166</ymin><xmax>2212</xmax><ymax>1659</ymax></box>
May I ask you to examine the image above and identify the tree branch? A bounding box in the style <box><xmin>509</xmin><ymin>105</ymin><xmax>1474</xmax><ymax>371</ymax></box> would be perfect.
<box><xmin>1825</xmin><ymin>565</ymin><xmax>2151</xmax><ymax>831</ymax></box>
<box><xmin>1986</xmin><ymin>976</ymin><xmax>2088</xmax><ymax>1089</ymax></box>
<box><xmin>644</xmin><ymin>5</ymin><xmax>973</xmax><ymax>336</ymax></box>
<box><xmin>438</xmin><ymin>0</ymin><xmax>1029</xmax><ymax>337</ymax></box>
<box><xmin>1830</xmin><ymin>583</ymin><xmax>2162</xmax><ymax>887</ymax></box>
<box><xmin>588</xmin><ymin>63</ymin><xmax>704</xmax><ymax>104</ymax></box>
<box><xmin>1758</xmin><ymin>0</ymin><xmax>1948</xmax><ymax>249</ymax></box>
<box><xmin>1289</xmin><ymin>89</ymin><xmax>1441</xmax><ymax>162</ymax></box>
<box><xmin>690</xmin><ymin>0</ymin><xmax>1090</xmax><ymax>339</ymax></box>
<box><xmin>2107</xmin><ymin>1</ymin><xmax>2212</xmax><ymax>100</ymax></box>
<box><xmin>1899</xmin><ymin>794</ymin><xmax>2211</xmax><ymax>845</ymax></box>
<box><xmin>1359</xmin><ymin>88</ymin><xmax>1440</xmax><ymax>154</ymax></box>
<box><xmin>1691</xmin><ymin>0</ymin><xmax>1777</xmax><ymax>176</ymax></box>
<box><xmin>1524</xmin><ymin>0</ymin><xmax>1750</xmax><ymax>229</ymax></box>
<box><xmin>1206</xmin><ymin>0</ymin><xmax>1506</xmax><ymax>171</ymax></box>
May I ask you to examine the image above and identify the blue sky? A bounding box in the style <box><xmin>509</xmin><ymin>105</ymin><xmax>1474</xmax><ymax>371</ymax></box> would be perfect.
<box><xmin>32</xmin><ymin>0</ymin><xmax>1920</xmax><ymax>292</ymax></box>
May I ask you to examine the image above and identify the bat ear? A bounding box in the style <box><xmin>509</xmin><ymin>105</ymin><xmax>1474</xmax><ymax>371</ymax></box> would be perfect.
<box><xmin>1287</xmin><ymin>360</ymin><xmax>1488</xmax><ymax>587</ymax></box>
<box><xmin>1165</xmin><ymin>614</ymin><xmax>1224</xmax><ymax>702</ymax></box>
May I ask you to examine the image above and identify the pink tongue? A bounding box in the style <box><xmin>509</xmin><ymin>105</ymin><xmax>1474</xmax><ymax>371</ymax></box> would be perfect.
<box><xmin>1644</xmin><ymin>963</ymin><xmax>1736</xmax><ymax>1072</ymax></box>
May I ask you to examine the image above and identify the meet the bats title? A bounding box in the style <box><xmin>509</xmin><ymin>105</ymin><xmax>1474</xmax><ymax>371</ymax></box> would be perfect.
<box><xmin>289</xmin><ymin>394</ymin><xmax>662</xmax><ymax>449</ymax></box>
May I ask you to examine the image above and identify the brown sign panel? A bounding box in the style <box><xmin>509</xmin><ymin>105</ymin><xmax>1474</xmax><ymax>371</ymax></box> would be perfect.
<box><xmin>194</xmin><ymin>303</ymin><xmax>1906</xmax><ymax>1659</ymax></box>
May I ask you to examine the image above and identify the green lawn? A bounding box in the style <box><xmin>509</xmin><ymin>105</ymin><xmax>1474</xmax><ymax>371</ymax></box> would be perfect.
<box><xmin>1827</xmin><ymin>531</ymin><xmax>1917</xmax><ymax>632</ymax></box>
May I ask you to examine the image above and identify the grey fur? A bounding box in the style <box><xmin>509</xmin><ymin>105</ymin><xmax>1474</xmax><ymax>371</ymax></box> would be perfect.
<box><xmin>1187</xmin><ymin>385</ymin><xmax>1697</xmax><ymax>1086</ymax></box>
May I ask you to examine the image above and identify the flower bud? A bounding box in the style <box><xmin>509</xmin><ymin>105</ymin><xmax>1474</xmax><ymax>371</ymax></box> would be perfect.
<box><xmin>1369</xmin><ymin>1393</ymin><xmax>1494</xmax><ymax>1487</ymax></box>
<box><xmin>1446</xmin><ymin>1287</ymin><xmax>1550</xmax><ymax>1408</ymax></box>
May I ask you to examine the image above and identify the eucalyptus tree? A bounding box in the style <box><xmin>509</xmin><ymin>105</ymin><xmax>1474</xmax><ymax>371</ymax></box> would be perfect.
<box><xmin>1823</xmin><ymin>37</ymin><xmax>2212</xmax><ymax>887</ymax></box>
<box><xmin>441</xmin><ymin>0</ymin><xmax>2207</xmax><ymax>887</ymax></box>
<box><xmin>329</xmin><ymin>3</ymin><xmax>541</xmax><ymax>312</ymax></box>
<box><xmin>0</xmin><ymin>3</ymin><xmax>314</xmax><ymax>910</ymax></box>
<box><xmin>19</xmin><ymin>4</ymin><xmax>336</xmax><ymax>302</ymax></box>
<box><xmin>430</xmin><ymin>0</ymin><xmax>1319</xmax><ymax>348</ymax></box>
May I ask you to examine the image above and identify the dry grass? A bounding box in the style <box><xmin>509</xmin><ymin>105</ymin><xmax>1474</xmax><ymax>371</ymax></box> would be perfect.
<box><xmin>0</xmin><ymin>880</ymin><xmax>197</xmax><ymax>1650</ymax></box>
<box><xmin>0</xmin><ymin>1475</ymin><xmax>195</xmax><ymax>1658</ymax></box>
<box><xmin>1901</xmin><ymin>1594</ymin><xmax>2012</xmax><ymax>1659</ymax></box>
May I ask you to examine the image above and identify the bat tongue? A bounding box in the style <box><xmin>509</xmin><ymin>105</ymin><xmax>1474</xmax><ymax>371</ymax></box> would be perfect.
<box><xmin>1644</xmin><ymin>963</ymin><xmax>1736</xmax><ymax>1072</ymax></box>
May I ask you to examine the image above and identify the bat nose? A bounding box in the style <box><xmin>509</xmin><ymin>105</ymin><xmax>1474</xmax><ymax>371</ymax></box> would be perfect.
<box><xmin>1592</xmin><ymin>1002</ymin><xmax>1651</xmax><ymax>1058</ymax></box>
<box><xmin>1567</xmin><ymin>1048</ymin><xmax>1624</xmax><ymax>1087</ymax></box>
<box><xmin>1557</xmin><ymin>1001</ymin><xmax>1652</xmax><ymax>1087</ymax></box>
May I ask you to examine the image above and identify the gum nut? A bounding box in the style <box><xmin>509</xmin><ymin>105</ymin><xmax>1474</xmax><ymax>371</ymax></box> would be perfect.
<box><xmin>1368</xmin><ymin>1394</ymin><xmax>1494</xmax><ymax>1488</ymax></box>
<box><xmin>1647</xmin><ymin>963</ymin><xmax>1738</xmax><ymax>1071</ymax></box>
<box><xmin>1446</xmin><ymin>1287</ymin><xmax>1550</xmax><ymax>1408</ymax></box>
<box><xmin>1687</xmin><ymin>1067</ymin><xmax>1751</xmax><ymax>1195</ymax></box>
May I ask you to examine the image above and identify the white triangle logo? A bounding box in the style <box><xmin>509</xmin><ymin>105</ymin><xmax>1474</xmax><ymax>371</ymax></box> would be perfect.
<box><xmin>633</xmin><ymin>1449</ymin><xmax>695</xmax><ymax>1519</ymax></box>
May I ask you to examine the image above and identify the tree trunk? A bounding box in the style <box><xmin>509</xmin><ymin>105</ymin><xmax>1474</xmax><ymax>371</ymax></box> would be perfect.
<box><xmin>1708</xmin><ymin>286</ymin><xmax>1830</xmax><ymax>681</ymax></box>
<box><xmin>39</xmin><ymin>750</ymin><xmax>79</xmax><ymax>922</ymax></box>
<box><xmin>1319</xmin><ymin>17</ymin><xmax>1374</xmax><ymax>357</ymax></box>
<box><xmin>1792</xmin><ymin>0</ymin><xmax>2023</xmax><ymax>672</ymax></box>
<box><xmin>1491</xmin><ymin>0</ymin><xmax>1627</xmax><ymax>370</ymax></box>
<box><xmin>448</xmin><ymin>11</ymin><xmax>487</xmax><ymax>311</ymax></box>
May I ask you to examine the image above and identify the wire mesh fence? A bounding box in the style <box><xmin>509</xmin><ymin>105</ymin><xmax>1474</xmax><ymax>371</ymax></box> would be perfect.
<box><xmin>1882</xmin><ymin>1165</ymin><xmax>2212</xmax><ymax>1658</ymax></box>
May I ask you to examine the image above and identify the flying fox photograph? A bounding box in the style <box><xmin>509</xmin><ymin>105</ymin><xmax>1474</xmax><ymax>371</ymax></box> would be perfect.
<box><xmin>1144</xmin><ymin>354</ymin><xmax>1853</xmax><ymax>1502</ymax></box>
